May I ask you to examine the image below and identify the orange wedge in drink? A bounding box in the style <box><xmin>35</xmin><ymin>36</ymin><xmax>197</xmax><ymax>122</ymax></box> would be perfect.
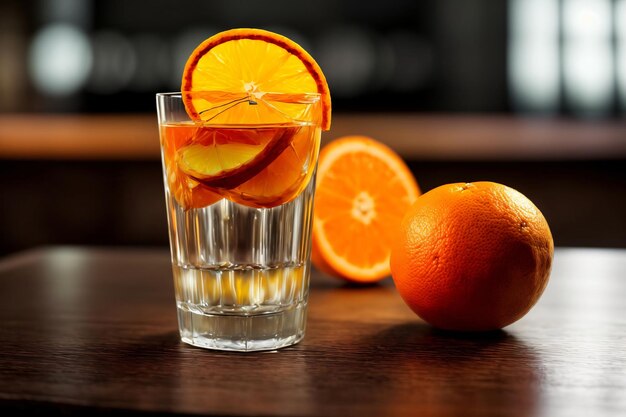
<box><xmin>311</xmin><ymin>136</ymin><xmax>421</xmax><ymax>283</ymax></box>
<box><xmin>223</xmin><ymin>124</ymin><xmax>321</xmax><ymax>208</ymax></box>
<box><xmin>172</xmin><ymin>28</ymin><xmax>331</xmax><ymax>208</ymax></box>
<box><xmin>160</xmin><ymin>124</ymin><xmax>223</xmax><ymax>209</ymax></box>
<box><xmin>177</xmin><ymin>125</ymin><xmax>299</xmax><ymax>189</ymax></box>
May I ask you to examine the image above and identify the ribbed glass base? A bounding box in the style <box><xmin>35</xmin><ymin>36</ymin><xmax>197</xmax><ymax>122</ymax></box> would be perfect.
<box><xmin>177</xmin><ymin>301</ymin><xmax>307</xmax><ymax>352</ymax></box>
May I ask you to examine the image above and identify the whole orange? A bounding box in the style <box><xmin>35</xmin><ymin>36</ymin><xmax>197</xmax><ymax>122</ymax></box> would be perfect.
<box><xmin>390</xmin><ymin>182</ymin><xmax>554</xmax><ymax>331</ymax></box>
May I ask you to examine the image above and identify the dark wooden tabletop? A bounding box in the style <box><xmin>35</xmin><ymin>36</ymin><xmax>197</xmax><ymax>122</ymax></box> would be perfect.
<box><xmin>0</xmin><ymin>247</ymin><xmax>625</xmax><ymax>417</ymax></box>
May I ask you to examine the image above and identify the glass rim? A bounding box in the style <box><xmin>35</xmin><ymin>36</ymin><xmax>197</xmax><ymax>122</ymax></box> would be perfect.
<box><xmin>156</xmin><ymin>91</ymin><xmax>322</xmax><ymax>127</ymax></box>
<box><xmin>156</xmin><ymin>91</ymin><xmax>321</xmax><ymax>104</ymax></box>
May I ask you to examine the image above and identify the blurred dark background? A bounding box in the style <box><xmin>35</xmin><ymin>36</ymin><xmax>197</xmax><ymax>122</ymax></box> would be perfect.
<box><xmin>1</xmin><ymin>0</ymin><xmax>625</xmax><ymax>255</ymax></box>
<box><xmin>3</xmin><ymin>0</ymin><xmax>626</xmax><ymax>116</ymax></box>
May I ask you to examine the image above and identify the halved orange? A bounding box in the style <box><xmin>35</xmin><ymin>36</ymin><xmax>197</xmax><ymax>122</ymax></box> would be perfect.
<box><xmin>311</xmin><ymin>136</ymin><xmax>421</xmax><ymax>283</ymax></box>
<box><xmin>181</xmin><ymin>28</ymin><xmax>331</xmax><ymax>130</ymax></box>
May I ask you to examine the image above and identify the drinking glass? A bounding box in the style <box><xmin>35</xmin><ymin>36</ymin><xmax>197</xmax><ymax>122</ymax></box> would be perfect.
<box><xmin>156</xmin><ymin>92</ymin><xmax>321</xmax><ymax>352</ymax></box>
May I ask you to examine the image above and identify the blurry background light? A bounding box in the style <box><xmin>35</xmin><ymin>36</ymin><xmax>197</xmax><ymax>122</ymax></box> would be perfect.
<box><xmin>6</xmin><ymin>0</ymin><xmax>626</xmax><ymax>116</ymax></box>
<box><xmin>563</xmin><ymin>42</ymin><xmax>613</xmax><ymax>116</ymax></box>
<box><xmin>316</xmin><ymin>26</ymin><xmax>377</xmax><ymax>98</ymax></box>
<box><xmin>508</xmin><ymin>0</ymin><xmax>560</xmax><ymax>113</ymax></box>
<box><xmin>28</xmin><ymin>23</ymin><xmax>93</xmax><ymax>97</ymax></box>
<box><xmin>88</xmin><ymin>31</ymin><xmax>136</xmax><ymax>94</ymax></box>
<box><xmin>563</xmin><ymin>0</ymin><xmax>612</xmax><ymax>39</ymax></box>
<box><xmin>37</xmin><ymin>0</ymin><xmax>90</xmax><ymax>27</ymax></box>
<box><xmin>563</xmin><ymin>0</ymin><xmax>613</xmax><ymax>117</ymax></box>
<box><xmin>616</xmin><ymin>0</ymin><xmax>626</xmax><ymax>110</ymax></box>
<box><xmin>128</xmin><ymin>34</ymin><xmax>168</xmax><ymax>92</ymax></box>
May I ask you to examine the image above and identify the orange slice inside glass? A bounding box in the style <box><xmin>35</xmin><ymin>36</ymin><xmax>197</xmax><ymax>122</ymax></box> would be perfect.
<box><xmin>311</xmin><ymin>136</ymin><xmax>421</xmax><ymax>283</ymax></box>
<box><xmin>175</xmin><ymin>28</ymin><xmax>331</xmax><ymax>208</ymax></box>
<box><xmin>160</xmin><ymin>124</ymin><xmax>223</xmax><ymax>209</ymax></box>
<box><xmin>223</xmin><ymin>124</ymin><xmax>321</xmax><ymax>208</ymax></box>
<box><xmin>177</xmin><ymin>125</ymin><xmax>299</xmax><ymax>189</ymax></box>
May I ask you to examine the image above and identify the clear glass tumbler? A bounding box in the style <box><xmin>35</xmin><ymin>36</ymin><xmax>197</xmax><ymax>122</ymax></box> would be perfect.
<box><xmin>156</xmin><ymin>92</ymin><xmax>321</xmax><ymax>352</ymax></box>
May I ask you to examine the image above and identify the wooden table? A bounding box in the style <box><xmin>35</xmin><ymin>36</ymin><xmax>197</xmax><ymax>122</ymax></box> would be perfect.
<box><xmin>0</xmin><ymin>247</ymin><xmax>624</xmax><ymax>416</ymax></box>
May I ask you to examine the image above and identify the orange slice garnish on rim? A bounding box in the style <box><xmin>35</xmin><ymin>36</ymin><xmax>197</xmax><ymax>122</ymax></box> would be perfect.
<box><xmin>311</xmin><ymin>136</ymin><xmax>421</xmax><ymax>283</ymax></box>
<box><xmin>181</xmin><ymin>28</ymin><xmax>331</xmax><ymax>130</ymax></box>
<box><xmin>170</xmin><ymin>28</ymin><xmax>330</xmax><ymax>209</ymax></box>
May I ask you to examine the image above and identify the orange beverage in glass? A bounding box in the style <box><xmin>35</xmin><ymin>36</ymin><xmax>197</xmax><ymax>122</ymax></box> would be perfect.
<box><xmin>156</xmin><ymin>92</ymin><xmax>322</xmax><ymax>351</ymax></box>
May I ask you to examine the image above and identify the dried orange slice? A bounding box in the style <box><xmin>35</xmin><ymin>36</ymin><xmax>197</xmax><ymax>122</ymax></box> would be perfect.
<box><xmin>311</xmin><ymin>136</ymin><xmax>421</xmax><ymax>283</ymax></box>
<box><xmin>181</xmin><ymin>28</ymin><xmax>331</xmax><ymax>130</ymax></box>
